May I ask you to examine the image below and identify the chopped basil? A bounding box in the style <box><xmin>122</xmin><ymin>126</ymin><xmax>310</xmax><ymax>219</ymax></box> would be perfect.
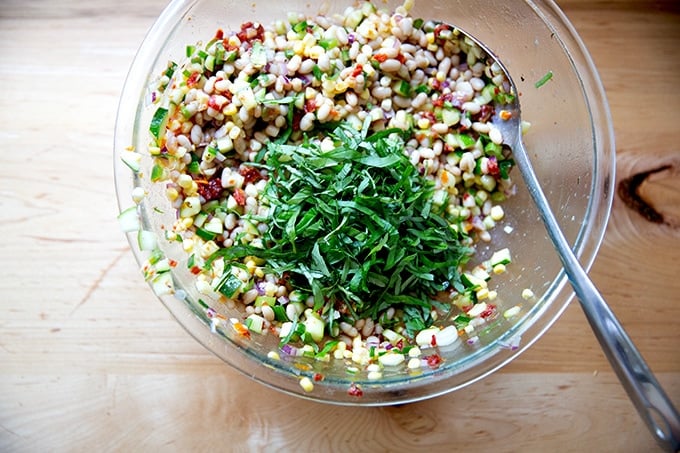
<box><xmin>534</xmin><ymin>70</ymin><xmax>553</xmax><ymax>88</ymax></box>
<box><xmin>210</xmin><ymin>120</ymin><xmax>472</xmax><ymax>330</ymax></box>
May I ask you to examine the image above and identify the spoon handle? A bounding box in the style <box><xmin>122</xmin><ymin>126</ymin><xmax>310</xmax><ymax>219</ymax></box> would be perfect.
<box><xmin>515</xmin><ymin>142</ymin><xmax>680</xmax><ymax>452</ymax></box>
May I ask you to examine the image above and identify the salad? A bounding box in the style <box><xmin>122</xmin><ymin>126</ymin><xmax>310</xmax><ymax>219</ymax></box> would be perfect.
<box><xmin>119</xmin><ymin>0</ymin><xmax>526</xmax><ymax>394</ymax></box>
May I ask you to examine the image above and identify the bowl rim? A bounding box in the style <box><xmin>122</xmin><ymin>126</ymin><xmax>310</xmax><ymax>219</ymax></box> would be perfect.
<box><xmin>113</xmin><ymin>0</ymin><xmax>616</xmax><ymax>405</ymax></box>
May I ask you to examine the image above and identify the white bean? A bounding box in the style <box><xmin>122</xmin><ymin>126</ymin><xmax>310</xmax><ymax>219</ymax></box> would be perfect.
<box><xmin>379</xmin><ymin>59</ymin><xmax>402</xmax><ymax>72</ymax></box>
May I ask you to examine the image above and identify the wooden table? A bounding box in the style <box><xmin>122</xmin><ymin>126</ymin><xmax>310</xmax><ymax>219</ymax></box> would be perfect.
<box><xmin>1</xmin><ymin>0</ymin><xmax>678</xmax><ymax>451</ymax></box>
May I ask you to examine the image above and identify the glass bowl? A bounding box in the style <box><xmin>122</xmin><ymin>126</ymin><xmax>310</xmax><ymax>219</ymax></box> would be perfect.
<box><xmin>114</xmin><ymin>0</ymin><xmax>615</xmax><ymax>405</ymax></box>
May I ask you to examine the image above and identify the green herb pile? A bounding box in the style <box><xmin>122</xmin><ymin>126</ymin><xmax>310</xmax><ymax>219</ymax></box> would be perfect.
<box><xmin>213</xmin><ymin>120</ymin><xmax>473</xmax><ymax>336</ymax></box>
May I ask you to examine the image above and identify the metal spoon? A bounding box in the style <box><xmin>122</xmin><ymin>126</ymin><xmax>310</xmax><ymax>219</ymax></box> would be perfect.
<box><xmin>456</xmin><ymin>29</ymin><xmax>680</xmax><ymax>452</ymax></box>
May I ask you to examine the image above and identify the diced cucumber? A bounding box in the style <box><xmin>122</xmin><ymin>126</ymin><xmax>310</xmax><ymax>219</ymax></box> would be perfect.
<box><xmin>216</xmin><ymin>136</ymin><xmax>233</xmax><ymax>152</ymax></box>
<box><xmin>255</xmin><ymin>295</ymin><xmax>276</xmax><ymax>307</ymax></box>
<box><xmin>117</xmin><ymin>206</ymin><xmax>140</xmax><ymax>232</ymax></box>
<box><xmin>155</xmin><ymin>258</ymin><xmax>171</xmax><ymax>273</ymax></box>
<box><xmin>382</xmin><ymin>328</ymin><xmax>405</xmax><ymax>345</ymax></box>
<box><xmin>150</xmin><ymin>164</ymin><xmax>164</xmax><ymax>182</ymax></box>
<box><xmin>246</xmin><ymin>314</ymin><xmax>265</xmax><ymax>334</ymax></box>
<box><xmin>461</xmin><ymin>272</ymin><xmax>486</xmax><ymax>289</ymax></box>
<box><xmin>279</xmin><ymin>321</ymin><xmax>293</xmax><ymax>339</ymax></box>
<box><xmin>394</xmin><ymin>80</ymin><xmax>411</xmax><ymax>97</ymax></box>
<box><xmin>479</xmin><ymin>84</ymin><xmax>496</xmax><ymax>105</ymax></box>
<box><xmin>302</xmin><ymin>309</ymin><xmax>325</xmax><ymax>343</ymax></box>
<box><xmin>215</xmin><ymin>271</ymin><xmax>242</xmax><ymax>298</ymax></box>
<box><xmin>455</xmin><ymin>133</ymin><xmax>476</xmax><ymax>149</ymax></box>
<box><xmin>441</xmin><ymin>108</ymin><xmax>460</xmax><ymax>126</ymax></box>
<box><xmin>151</xmin><ymin>272</ymin><xmax>174</xmax><ymax>296</ymax></box>
<box><xmin>490</xmin><ymin>248</ymin><xmax>512</xmax><ymax>266</ymax></box>
<box><xmin>120</xmin><ymin>151</ymin><xmax>141</xmax><ymax>172</ymax></box>
<box><xmin>204</xmin><ymin>55</ymin><xmax>216</xmax><ymax>72</ymax></box>
<box><xmin>149</xmin><ymin>107</ymin><xmax>169</xmax><ymax>141</ymax></box>
<box><xmin>471</xmin><ymin>266</ymin><xmax>491</xmax><ymax>282</ymax></box>
<box><xmin>432</xmin><ymin>189</ymin><xmax>448</xmax><ymax>206</ymax></box>
<box><xmin>193</xmin><ymin>212</ymin><xmax>208</xmax><ymax>228</ymax></box>
<box><xmin>250</xmin><ymin>41</ymin><xmax>267</xmax><ymax>68</ymax></box>
<box><xmin>137</xmin><ymin>229</ymin><xmax>157</xmax><ymax>251</ymax></box>
<box><xmin>195</xmin><ymin>227</ymin><xmax>217</xmax><ymax>241</ymax></box>
<box><xmin>345</xmin><ymin>9</ymin><xmax>364</xmax><ymax>29</ymax></box>
<box><xmin>203</xmin><ymin>217</ymin><xmax>223</xmax><ymax>235</ymax></box>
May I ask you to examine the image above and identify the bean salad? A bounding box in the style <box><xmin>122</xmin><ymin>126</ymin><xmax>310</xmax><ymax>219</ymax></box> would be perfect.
<box><xmin>124</xmin><ymin>0</ymin><xmax>527</xmax><ymax>394</ymax></box>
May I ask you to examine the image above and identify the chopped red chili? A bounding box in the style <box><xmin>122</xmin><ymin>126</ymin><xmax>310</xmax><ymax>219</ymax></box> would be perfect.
<box><xmin>348</xmin><ymin>383</ymin><xmax>364</xmax><ymax>397</ymax></box>
<box><xmin>426</xmin><ymin>353</ymin><xmax>443</xmax><ymax>368</ymax></box>
<box><xmin>232</xmin><ymin>188</ymin><xmax>247</xmax><ymax>206</ymax></box>
<box><xmin>474</xmin><ymin>104</ymin><xmax>494</xmax><ymax>123</ymax></box>
<box><xmin>487</xmin><ymin>156</ymin><xmax>500</xmax><ymax>177</ymax></box>
<box><xmin>186</xmin><ymin>72</ymin><xmax>201</xmax><ymax>88</ymax></box>
<box><xmin>304</xmin><ymin>99</ymin><xmax>316</xmax><ymax>113</ymax></box>
<box><xmin>479</xmin><ymin>304</ymin><xmax>497</xmax><ymax>319</ymax></box>
<box><xmin>236</xmin><ymin>21</ymin><xmax>265</xmax><ymax>44</ymax></box>
<box><xmin>373</xmin><ymin>53</ymin><xmax>388</xmax><ymax>63</ymax></box>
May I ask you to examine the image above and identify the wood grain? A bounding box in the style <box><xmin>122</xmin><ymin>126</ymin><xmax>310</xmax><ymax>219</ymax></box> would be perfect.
<box><xmin>1</xmin><ymin>1</ymin><xmax>679</xmax><ymax>451</ymax></box>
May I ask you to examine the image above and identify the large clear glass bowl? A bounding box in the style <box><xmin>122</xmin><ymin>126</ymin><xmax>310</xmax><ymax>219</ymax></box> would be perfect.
<box><xmin>114</xmin><ymin>0</ymin><xmax>615</xmax><ymax>405</ymax></box>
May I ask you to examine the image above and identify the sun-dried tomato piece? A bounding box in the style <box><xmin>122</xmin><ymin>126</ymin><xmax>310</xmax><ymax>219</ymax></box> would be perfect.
<box><xmin>239</xmin><ymin>166</ymin><xmax>263</xmax><ymax>184</ymax></box>
<box><xmin>197</xmin><ymin>178</ymin><xmax>223</xmax><ymax>201</ymax></box>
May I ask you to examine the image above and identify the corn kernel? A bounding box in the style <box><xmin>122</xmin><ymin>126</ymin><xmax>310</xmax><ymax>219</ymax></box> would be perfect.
<box><xmin>500</xmin><ymin>110</ymin><xmax>512</xmax><ymax>121</ymax></box>
<box><xmin>186</xmin><ymin>181</ymin><xmax>198</xmax><ymax>196</ymax></box>
<box><xmin>181</xmin><ymin>217</ymin><xmax>193</xmax><ymax>229</ymax></box>
<box><xmin>367</xmin><ymin>371</ymin><xmax>383</xmax><ymax>380</ymax></box>
<box><xmin>476</xmin><ymin>288</ymin><xmax>489</xmax><ymax>301</ymax></box>
<box><xmin>417</xmin><ymin>117</ymin><xmax>431</xmax><ymax>129</ymax></box>
<box><xmin>490</xmin><ymin>205</ymin><xmax>505</xmax><ymax>221</ymax></box>
<box><xmin>177</xmin><ymin>174</ymin><xmax>193</xmax><ymax>188</ymax></box>
<box><xmin>334</xmin><ymin>80</ymin><xmax>348</xmax><ymax>93</ymax></box>
<box><xmin>166</xmin><ymin>187</ymin><xmax>179</xmax><ymax>202</ymax></box>
<box><xmin>223</xmin><ymin>103</ymin><xmax>237</xmax><ymax>116</ymax></box>
<box><xmin>299</xmin><ymin>377</ymin><xmax>314</xmax><ymax>393</ymax></box>
<box><xmin>169</xmin><ymin>119</ymin><xmax>182</xmax><ymax>132</ymax></box>
<box><xmin>227</xmin><ymin>35</ymin><xmax>240</xmax><ymax>48</ymax></box>
<box><xmin>522</xmin><ymin>288</ymin><xmax>535</xmax><ymax>300</ymax></box>
<box><xmin>425</xmin><ymin>32</ymin><xmax>435</xmax><ymax>44</ymax></box>
<box><xmin>493</xmin><ymin>263</ymin><xmax>506</xmax><ymax>274</ymax></box>
<box><xmin>504</xmin><ymin>305</ymin><xmax>521</xmax><ymax>318</ymax></box>
<box><xmin>308</xmin><ymin>45</ymin><xmax>325</xmax><ymax>59</ymax></box>
<box><xmin>488</xmin><ymin>290</ymin><xmax>498</xmax><ymax>301</ymax></box>
<box><xmin>267</xmin><ymin>351</ymin><xmax>280</xmax><ymax>360</ymax></box>
<box><xmin>201</xmin><ymin>240</ymin><xmax>219</xmax><ymax>258</ymax></box>
<box><xmin>182</xmin><ymin>239</ymin><xmax>194</xmax><ymax>252</ymax></box>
